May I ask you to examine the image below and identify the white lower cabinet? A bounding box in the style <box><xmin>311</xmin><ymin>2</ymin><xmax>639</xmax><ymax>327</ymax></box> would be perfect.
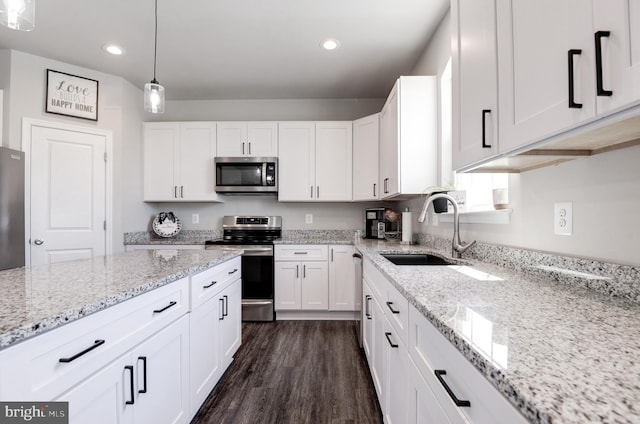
<box><xmin>188</xmin><ymin>257</ymin><xmax>242</xmax><ymax>418</ymax></box>
<box><xmin>361</xmin><ymin>258</ymin><xmax>527</xmax><ymax>424</ymax></box>
<box><xmin>328</xmin><ymin>245</ymin><xmax>360</xmax><ymax>311</ymax></box>
<box><xmin>274</xmin><ymin>245</ymin><xmax>329</xmax><ymax>311</ymax></box>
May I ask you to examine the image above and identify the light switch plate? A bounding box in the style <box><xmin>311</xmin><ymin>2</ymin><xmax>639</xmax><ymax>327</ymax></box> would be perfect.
<box><xmin>554</xmin><ymin>202</ymin><xmax>572</xmax><ymax>235</ymax></box>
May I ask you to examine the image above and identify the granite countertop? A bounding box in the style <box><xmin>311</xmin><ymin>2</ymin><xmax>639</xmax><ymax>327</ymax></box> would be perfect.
<box><xmin>355</xmin><ymin>239</ymin><xmax>640</xmax><ymax>424</ymax></box>
<box><xmin>0</xmin><ymin>249</ymin><xmax>242</xmax><ymax>350</ymax></box>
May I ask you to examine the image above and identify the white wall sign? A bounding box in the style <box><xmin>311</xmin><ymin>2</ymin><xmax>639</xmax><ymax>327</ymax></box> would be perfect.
<box><xmin>46</xmin><ymin>69</ymin><xmax>99</xmax><ymax>121</ymax></box>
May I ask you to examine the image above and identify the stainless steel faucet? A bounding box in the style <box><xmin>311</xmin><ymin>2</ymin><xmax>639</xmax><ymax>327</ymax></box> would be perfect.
<box><xmin>418</xmin><ymin>193</ymin><xmax>476</xmax><ymax>259</ymax></box>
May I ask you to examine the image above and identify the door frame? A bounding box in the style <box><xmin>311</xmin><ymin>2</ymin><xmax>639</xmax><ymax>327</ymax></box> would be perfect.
<box><xmin>21</xmin><ymin>118</ymin><xmax>114</xmax><ymax>266</ymax></box>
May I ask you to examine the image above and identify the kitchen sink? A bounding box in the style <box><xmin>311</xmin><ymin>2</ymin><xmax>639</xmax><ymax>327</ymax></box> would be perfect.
<box><xmin>381</xmin><ymin>253</ymin><xmax>456</xmax><ymax>266</ymax></box>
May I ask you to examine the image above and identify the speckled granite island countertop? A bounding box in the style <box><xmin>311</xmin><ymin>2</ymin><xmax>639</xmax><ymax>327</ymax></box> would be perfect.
<box><xmin>355</xmin><ymin>239</ymin><xmax>640</xmax><ymax>424</ymax></box>
<box><xmin>0</xmin><ymin>249</ymin><xmax>242</xmax><ymax>350</ymax></box>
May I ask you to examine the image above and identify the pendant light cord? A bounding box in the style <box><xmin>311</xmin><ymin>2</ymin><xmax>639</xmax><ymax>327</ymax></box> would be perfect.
<box><xmin>153</xmin><ymin>0</ymin><xmax>158</xmax><ymax>82</ymax></box>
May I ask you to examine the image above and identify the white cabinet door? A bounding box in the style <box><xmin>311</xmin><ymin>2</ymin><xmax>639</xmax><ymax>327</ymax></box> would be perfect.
<box><xmin>178</xmin><ymin>122</ymin><xmax>217</xmax><ymax>201</ymax></box>
<box><xmin>593</xmin><ymin>1</ymin><xmax>640</xmax><ymax>115</ymax></box>
<box><xmin>379</xmin><ymin>82</ymin><xmax>399</xmax><ymax>198</ymax></box>
<box><xmin>143</xmin><ymin>122</ymin><xmax>179</xmax><ymax>201</ymax></box>
<box><xmin>132</xmin><ymin>316</ymin><xmax>189</xmax><ymax>424</ymax></box>
<box><xmin>383</xmin><ymin>319</ymin><xmax>409</xmax><ymax>424</ymax></box>
<box><xmin>56</xmin><ymin>353</ymin><xmax>134</xmax><ymax>424</ymax></box>
<box><xmin>247</xmin><ymin>122</ymin><xmax>278</xmax><ymax>156</ymax></box>
<box><xmin>497</xmin><ymin>0</ymin><xmax>596</xmax><ymax>153</ymax></box>
<box><xmin>189</xmin><ymin>294</ymin><xmax>222</xmax><ymax>414</ymax></box>
<box><xmin>277</xmin><ymin>122</ymin><xmax>316</xmax><ymax>201</ymax></box>
<box><xmin>371</xmin><ymin>292</ymin><xmax>385</xmax><ymax>405</ymax></box>
<box><xmin>353</xmin><ymin>113</ymin><xmax>380</xmax><ymax>201</ymax></box>
<box><xmin>452</xmin><ymin>0</ymin><xmax>500</xmax><ymax>170</ymax></box>
<box><xmin>217</xmin><ymin>122</ymin><xmax>278</xmax><ymax>157</ymax></box>
<box><xmin>219</xmin><ymin>278</ymin><xmax>242</xmax><ymax>366</ymax></box>
<box><xmin>315</xmin><ymin>121</ymin><xmax>352</xmax><ymax>201</ymax></box>
<box><xmin>300</xmin><ymin>261</ymin><xmax>329</xmax><ymax>310</ymax></box>
<box><xmin>329</xmin><ymin>245</ymin><xmax>359</xmax><ymax>311</ymax></box>
<box><xmin>274</xmin><ymin>261</ymin><xmax>302</xmax><ymax>310</ymax></box>
<box><xmin>362</xmin><ymin>280</ymin><xmax>374</xmax><ymax>362</ymax></box>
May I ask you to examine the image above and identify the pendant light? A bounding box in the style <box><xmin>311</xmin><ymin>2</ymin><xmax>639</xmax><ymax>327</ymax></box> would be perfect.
<box><xmin>144</xmin><ymin>0</ymin><xmax>165</xmax><ymax>113</ymax></box>
<box><xmin>0</xmin><ymin>0</ymin><xmax>35</xmax><ymax>31</ymax></box>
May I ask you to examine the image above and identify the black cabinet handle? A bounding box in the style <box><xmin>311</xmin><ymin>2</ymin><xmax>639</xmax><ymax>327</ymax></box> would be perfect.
<box><xmin>303</xmin><ymin>264</ymin><xmax>306</xmax><ymax>278</ymax></box>
<box><xmin>373</xmin><ymin>183</ymin><xmax>376</xmax><ymax>197</ymax></box>
<box><xmin>242</xmin><ymin>142</ymin><xmax>245</xmax><ymax>155</ymax></box>
<box><xmin>384</xmin><ymin>178</ymin><xmax>389</xmax><ymax>194</ymax></box>
<box><xmin>59</xmin><ymin>339</ymin><xmax>105</xmax><ymax>363</ymax></box>
<box><xmin>481</xmin><ymin>109</ymin><xmax>491</xmax><ymax>148</ymax></box>
<box><xmin>595</xmin><ymin>31</ymin><xmax>613</xmax><ymax>96</ymax></box>
<box><xmin>219</xmin><ymin>298</ymin><xmax>225</xmax><ymax>320</ymax></box>
<box><xmin>153</xmin><ymin>301</ymin><xmax>177</xmax><ymax>314</ymax></box>
<box><xmin>138</xmin><ymin>356</ymin><xmax>148</xmax><ymax>394</ymax></box>
<box><xmin>125</xmin><ymin>365</ymin><xmax>135</xmax><ymax>405</ymax></box>
<box><xmin>223</xmin><ymin>295</ymin><xmax>229</xmax><ymax>317</ymax></box>
<box><xmin>384</xmin><ymin>332</ymin><xmax>398</xmax><ymax>348</ymax></box>
<box><xmin>568</xmin><ymin>49</ymin><xmax>583</xmax><ymax>108</ymax></box>
<box><xmin>352</xmin><ymin>253</ymin><xmax>362</xmax><ymax>259</ymax></box>
<box><xmin>203</xmin><ymin>281</ymin><xmax>217</xmax><ymax>289</ymax></box>
<box><xmin>386</xmin><ymin>301</ymin><xmax>400</xmax><ymax>314</ymax></box>
<box><xmin>228</xmin><ymin>268</ymin><xmax>238</xmax><ymax>275</ymax></box>
<box><xmin>434</xmin><ymin>370</ymin><xmax>471</xmax><ymax>407</ymax></box>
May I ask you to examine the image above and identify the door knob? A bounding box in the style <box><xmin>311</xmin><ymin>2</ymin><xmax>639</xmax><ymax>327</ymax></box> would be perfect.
<box><xmin>34</xmin><ymin>239</ymin><xmax>44</xmax><ymax>245</ymax></box>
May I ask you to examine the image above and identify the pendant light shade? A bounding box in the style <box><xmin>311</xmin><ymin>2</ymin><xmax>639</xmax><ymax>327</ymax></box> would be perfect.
<box><xmin>144</xmin><ymin>79</ymin><xmax>165</xmax><ymax>113</ymax></box>
<box><xmin>0</xmin><ymin>0</ymin><xmax>35</xmax><ymax>31</ymax></box>
<box><xmin>144</xmin><ymin>0</ymin><xmax>165</xmax><ymax>113</ymax></box>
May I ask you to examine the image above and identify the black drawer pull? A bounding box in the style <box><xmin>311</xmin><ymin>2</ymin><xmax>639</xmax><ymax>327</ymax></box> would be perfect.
<box><xmin>228</xmin><ymin>268</ymin><xmax>239</xmax><ymax>275</ymax></box>
<box><xmin>568</xmin><ymin>49</ymin><xmax>583</xmax><ymax>108</ymax></box>
<box><xmin>384</xmin><ymin>332</ymin><xmax>398</xmax><ymax>348</ymax></box>
<box><xmin>59</xmin><ymin>339</ymin><xmax>105</xmax><ymax>363</ymax></box>
<box><xmin>294</xmin><ymin>251</ymin><xmax>308</xmax><ymax>255</ymax></box>
<box><xmin>153</xmin><ymin>301</ymin><xmax>177</xmax><ymax>314</ymax></box>
<box><xmin>595</xmin><ymin>30</ymin><xmax>613</xmax><ymax>96</ymax></box>
<box><xmin>138</xmin><ymin>356</ymin><xmax>148</xmax><ymax>394</ymax></box>
<box><xmin>203</xmin><ymin>281</ymin><xmax>217</xmax><ymax>289</ymax></box>
<box><xmin>125</xmin><ymin>365</ymin><xmax>135</xmax><ymax>405</ymax></box>
<box><xmin>386</xmin><ymin>301</ymin><xmax>400</xmax><ymax>314</ymax></box>
<box><xmin>434</xmin><ymin>369</ymin><xmax>471</xmax><ymax>407</ymax></box>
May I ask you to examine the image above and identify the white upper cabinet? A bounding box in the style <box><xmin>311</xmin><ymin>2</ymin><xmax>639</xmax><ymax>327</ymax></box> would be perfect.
<box><xmin>451</xmin><ymin>0</ymin><xmax>500</xmax><ymax>171</ymax></box>
<box><xmin>144</xmin><ymin>122</ymin><xmax>219</xmax><ymax>202</ymax></box>
<box><xmin>352</xmin><ymin>113</ymin><xmax>380</xmax><ymax>201</ymax></box>
<box><xmin>278</xmin><ymin>121</ymin><xmax>352</xmax><ymax>202</ymax></box>
<box><xmin>379</xmin><ymin>76</ymin><xmax>438</xmax><ymax>199</ymax></box>
<box><xmin>496</xmin><ymin>0</ymin><xmax>640</xmax><ymax>154</ymax></box>
<box><xmin>216</xmin><ymin>122</ymin><xmax>278</xmax><ymax>157</ymax></box>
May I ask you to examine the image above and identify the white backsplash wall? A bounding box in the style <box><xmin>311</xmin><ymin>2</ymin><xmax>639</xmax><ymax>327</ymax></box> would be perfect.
<box><xmin>140</xmin><ymin>197</ymin><xmax>381</xmax><ymax>232</ymax></box>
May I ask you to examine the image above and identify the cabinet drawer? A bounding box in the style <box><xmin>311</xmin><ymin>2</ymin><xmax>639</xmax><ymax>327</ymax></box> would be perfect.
<box><xmin>190</xmin><ymin>257</ymin><xmax>241</xmax><ymax>309</ymax></box>
<box><xmin>408</xmin><ymin>305</ymin><xmax>526</xmax><ymax>424</ymax></box>
<box><xmin>0</xmin><ymin>278</ymin><xmax>189</xmax><ymax>401</ymax></box>
<box><xmin>363</xmin><ymin>258</ymin><xmax>408</xmax><ymax>346</ymax></box>
<box><xmin>275</xmin><ymin>245</ymin><xmax>328</xmax><ymax>261</ymax></box>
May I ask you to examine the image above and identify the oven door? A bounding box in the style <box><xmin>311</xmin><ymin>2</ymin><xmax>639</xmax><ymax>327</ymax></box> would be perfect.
<box><xmin>205</xmin><ymin>244</ymin><xmax>275</xmax><ymax>321</ymax></box>
<box><xmin>241</xmin><ymin>248</ymin><xmax>275</xmax><ymax>321</ymax></box>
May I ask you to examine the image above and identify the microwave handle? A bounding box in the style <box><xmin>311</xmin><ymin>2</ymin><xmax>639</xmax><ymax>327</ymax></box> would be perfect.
<box><xmin>262</xmin><ymin>162</ymin><xmax>267</xmax><ymax>186</ymax></box>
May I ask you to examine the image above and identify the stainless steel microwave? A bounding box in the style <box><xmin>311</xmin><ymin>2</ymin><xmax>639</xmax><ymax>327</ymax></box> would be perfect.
<box><xmin>215</xmin><ymin>157</ymin><xmax>278</xmax><ymax>193</ymax></box>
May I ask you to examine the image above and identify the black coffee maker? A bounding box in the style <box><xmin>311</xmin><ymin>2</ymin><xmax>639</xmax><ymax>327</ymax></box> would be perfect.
<box><xmin>365</xmin><ymin>207</ymin><xmax>399</xmax><ymax>239</ymax></box>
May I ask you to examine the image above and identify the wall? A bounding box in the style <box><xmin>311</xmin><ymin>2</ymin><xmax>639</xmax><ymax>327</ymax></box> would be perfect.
<box><xmin>405</xmin><ymin>12</ymin><xmax>640</xmax><ymax>267</ymax></box>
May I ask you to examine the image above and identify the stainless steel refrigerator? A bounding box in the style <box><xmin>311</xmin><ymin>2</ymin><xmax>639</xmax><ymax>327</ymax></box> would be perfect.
<box><xmin>0</xmin><ymin>146</ymin><xmax>25</xmax><ymax>270</ymax></box>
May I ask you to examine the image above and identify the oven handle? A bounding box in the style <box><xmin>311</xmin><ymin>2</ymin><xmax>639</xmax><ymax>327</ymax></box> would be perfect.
<box><xmin>242</xmin><ymin>249</ymin><xmax>274</xmax><ymax>256</ymax></box>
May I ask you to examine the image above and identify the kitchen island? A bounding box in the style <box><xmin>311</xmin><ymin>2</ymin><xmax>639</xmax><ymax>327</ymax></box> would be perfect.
<box><xmin>0</xmin><ymin>249</ymin><xmax>241</xmax><ymax>349</ymax></box>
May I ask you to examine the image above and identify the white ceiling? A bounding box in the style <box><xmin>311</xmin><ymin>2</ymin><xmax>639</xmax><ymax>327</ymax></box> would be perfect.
<box><xmin>0</xmin><ymin>0</ymin><xmax>449</xmax><ymax>101</ymax></box>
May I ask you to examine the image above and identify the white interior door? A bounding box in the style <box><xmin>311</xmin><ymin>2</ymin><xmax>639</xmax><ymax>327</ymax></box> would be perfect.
<box><xmin>29</xmin><ymin>124</ymin><xmax>107</xmax><ymax>266</ymax></box>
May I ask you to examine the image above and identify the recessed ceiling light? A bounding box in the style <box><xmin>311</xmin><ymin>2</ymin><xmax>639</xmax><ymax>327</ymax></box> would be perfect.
<box><xmin>320</xmin><ymin>38</ymin><xmax>340</xmax><ymax>51</ymax></box>
<box><xmin>102</xmin><ymin>44</ymin><xmax>125</xmax><ymax>55</ymax></box>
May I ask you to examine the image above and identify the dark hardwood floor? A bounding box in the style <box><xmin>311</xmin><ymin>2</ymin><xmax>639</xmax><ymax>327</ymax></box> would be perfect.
<box><xmin>190</xmin><ymin>320</ymin><xmax>383</xmax><ymax>424</ymax></box>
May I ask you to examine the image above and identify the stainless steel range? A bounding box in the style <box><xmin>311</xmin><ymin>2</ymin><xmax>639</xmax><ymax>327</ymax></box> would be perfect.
<box><xmin>205</xmin><ymin>216</ymin><xmax>282</xmax><ymax>321</ymax></box>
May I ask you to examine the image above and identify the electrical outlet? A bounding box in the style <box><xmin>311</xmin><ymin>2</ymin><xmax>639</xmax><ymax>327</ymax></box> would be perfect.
<box><xmin>554</xmin><ymin>202</ymin><xmax>572</xmax><ymax>235</ymax></box>
<box><xmin>192</xmin><ymin>214</ymin><xmax>199</xmax><ymax>224</ymax></box>
<box><xmin>305</xmin><ymin>214</ymin><xmax>313</xmax><ymax>224</ymax></box>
